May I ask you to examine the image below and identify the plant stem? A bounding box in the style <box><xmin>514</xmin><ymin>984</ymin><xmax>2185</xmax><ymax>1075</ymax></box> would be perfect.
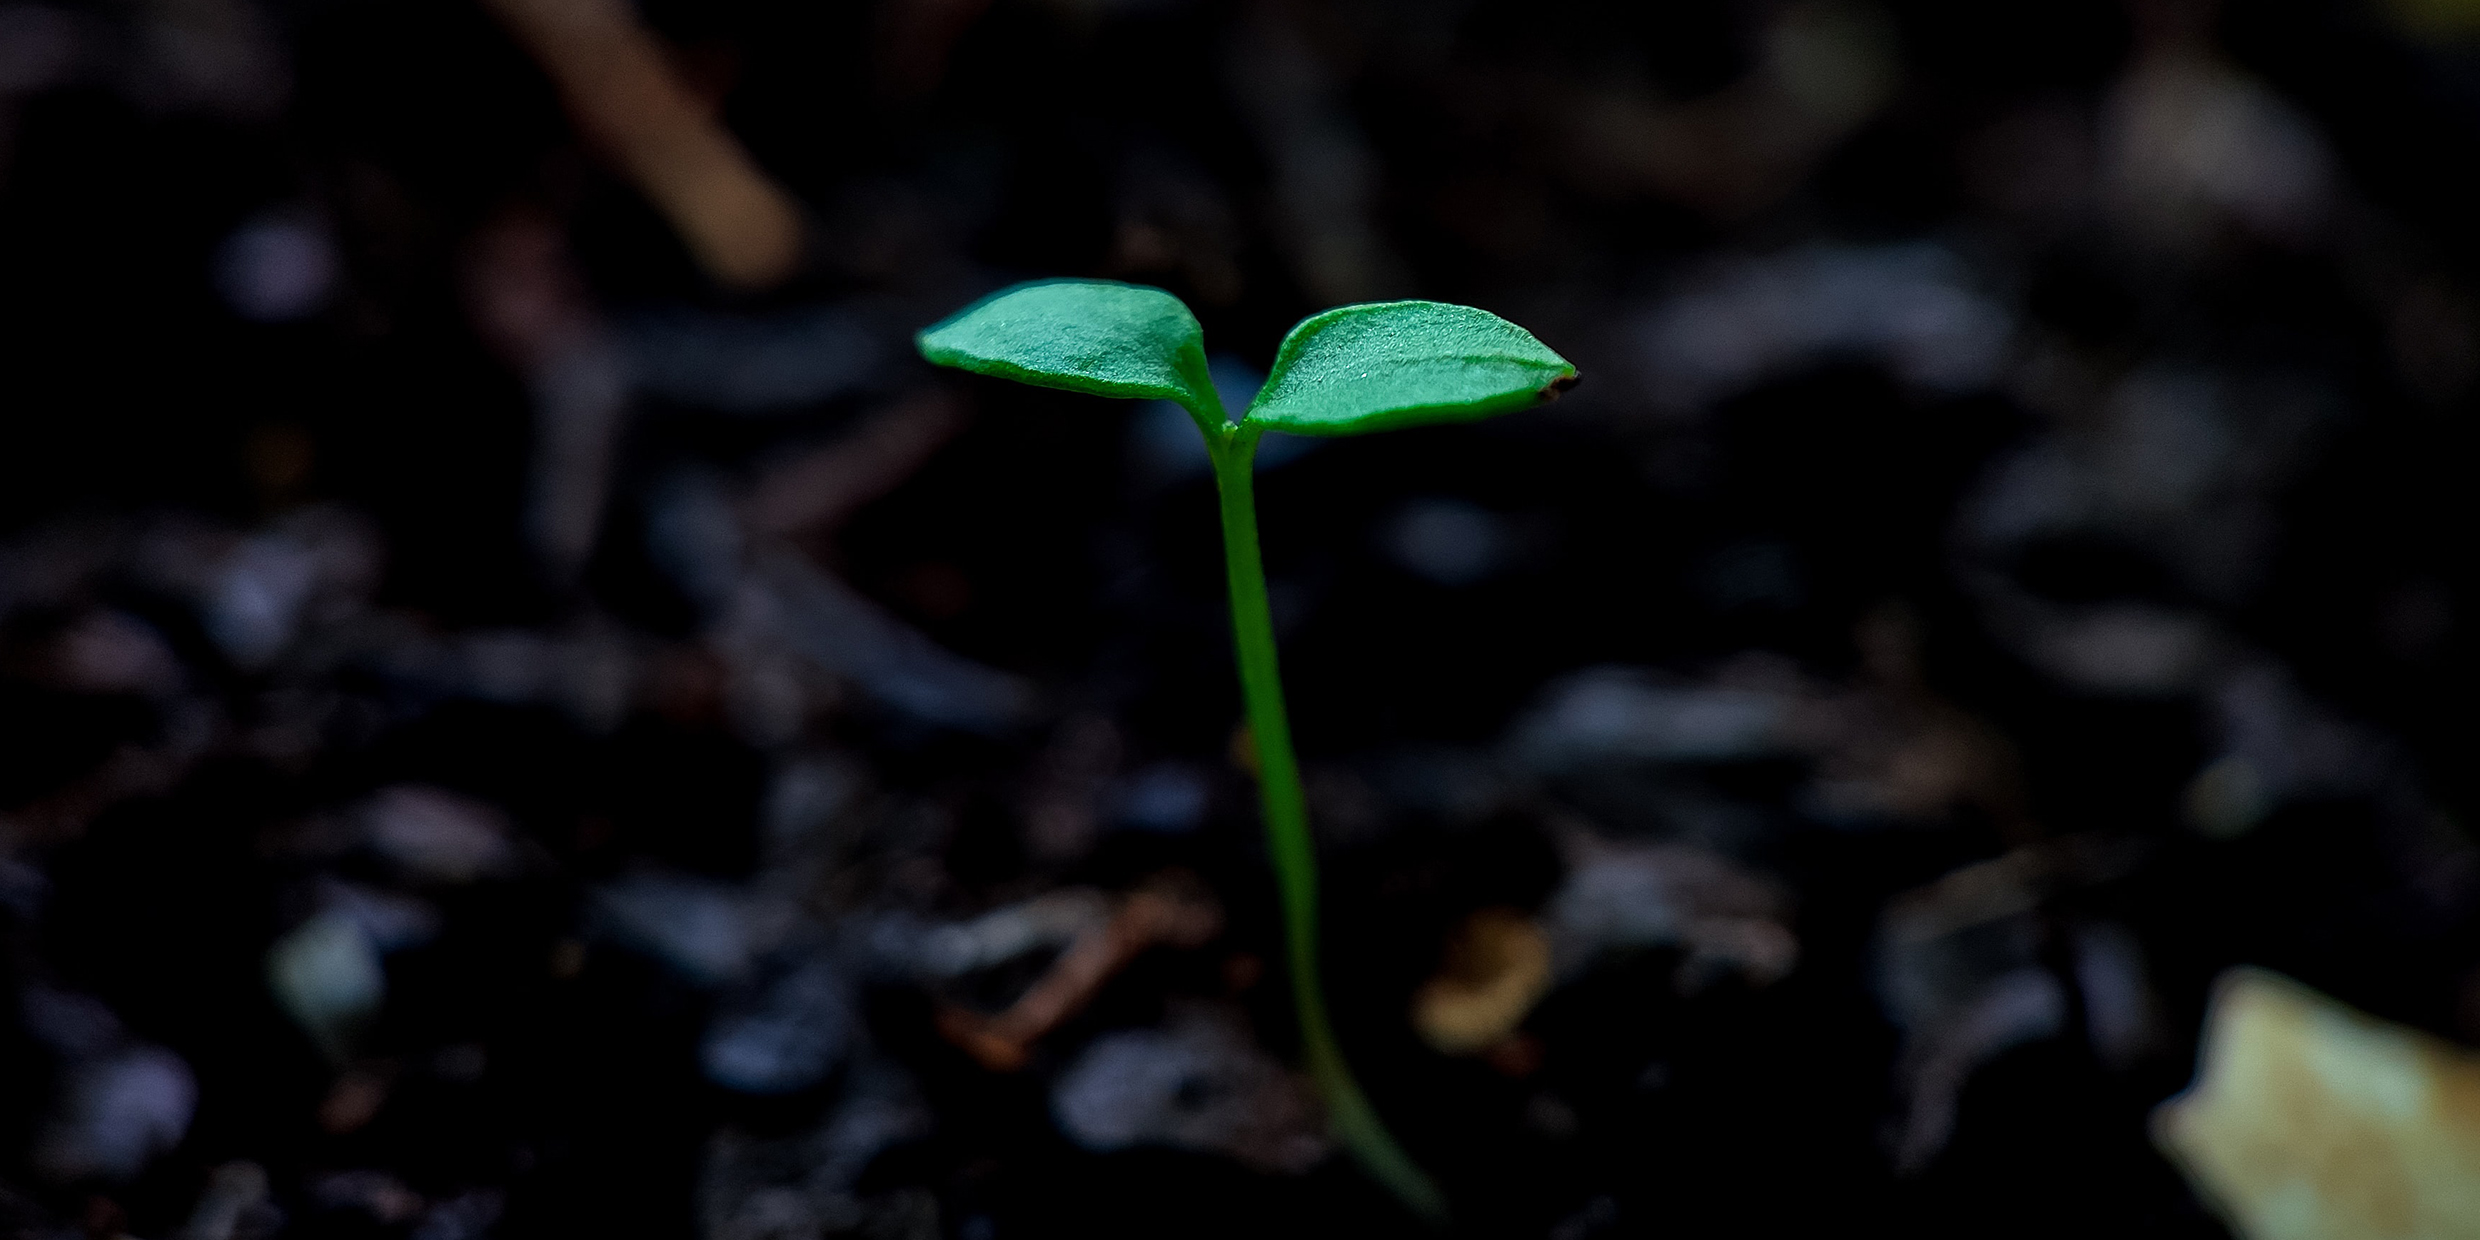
<box><xmin>1202</xmin><ymin>420</ymin><xmax>1448</xmax><ymax>1224</ymax></box>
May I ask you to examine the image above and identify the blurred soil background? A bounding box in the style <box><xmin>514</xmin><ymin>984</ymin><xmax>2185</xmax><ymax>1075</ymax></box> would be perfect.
<box><xmin>5</xmin><ymin>0</ymin><xmax>2480</xmax><ymax>1236</ymax></box>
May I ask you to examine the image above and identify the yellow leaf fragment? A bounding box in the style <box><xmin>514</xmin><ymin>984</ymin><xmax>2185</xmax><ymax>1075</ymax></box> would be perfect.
<box><xmin>2155</xmin><ymin>968</ymin><xmax>2480</xmax><ymax>1240</ymax></box>
<box><xmin>1413</xmin><ymin>908</ymin><xmax>1553</xmax><ymax>1055</ymax></box>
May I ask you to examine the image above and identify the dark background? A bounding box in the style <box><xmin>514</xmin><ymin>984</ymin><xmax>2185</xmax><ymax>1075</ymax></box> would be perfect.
<box><xmin>4</xmin><ymin>0</ymin><xmax>2479</xmax><ymax>1236</ymax></box>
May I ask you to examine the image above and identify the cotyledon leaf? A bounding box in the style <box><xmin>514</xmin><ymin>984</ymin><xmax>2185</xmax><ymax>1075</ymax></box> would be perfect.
<box><xmin>915</xmin><ymin>279</ymin><xmax>1220</xmax><ymax>415</ymax></box>
<box><xmin>1242</xmin><ymin>300</ymin><xmax>1576</xmax><ymax>436</ymax></box>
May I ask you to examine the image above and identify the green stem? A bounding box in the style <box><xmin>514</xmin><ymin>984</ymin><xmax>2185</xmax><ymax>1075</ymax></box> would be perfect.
<box><xmin>1199</xmin><ymin>415</ymin><xmax>1447</xmax><ymax>1224</ymax></box>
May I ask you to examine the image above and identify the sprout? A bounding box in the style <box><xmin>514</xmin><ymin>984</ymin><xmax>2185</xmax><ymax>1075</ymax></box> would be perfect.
<box><xmin>918</xmin><ymin>279</ymin><xmax>1576</xmax><ymax>1221</ymax></box>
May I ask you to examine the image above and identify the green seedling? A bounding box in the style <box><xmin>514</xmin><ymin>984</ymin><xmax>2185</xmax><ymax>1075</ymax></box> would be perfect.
<box><xmin>917</xmin><ymin>279</ymin><xmax>1576</xmax><ymax>1221</ymax></box>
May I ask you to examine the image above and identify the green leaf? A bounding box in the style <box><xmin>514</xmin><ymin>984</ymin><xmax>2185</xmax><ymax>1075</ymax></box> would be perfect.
<box><xmin>916</xmin><ymin>279</ymin><xmax>1219</xmax><ymax>415</ymax></box>
<box><xmin>1242</xmin><ymin>301</ymin><xmax>1576</xmax><ymax>436</ymax></box>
